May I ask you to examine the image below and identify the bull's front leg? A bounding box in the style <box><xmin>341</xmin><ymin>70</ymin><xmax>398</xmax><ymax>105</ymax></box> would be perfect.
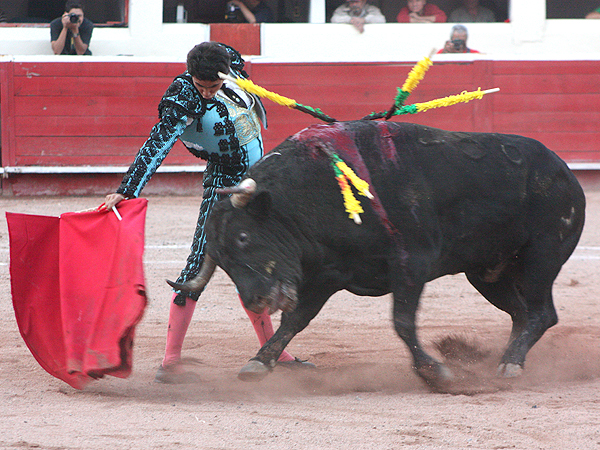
<box><xmin>237</xmin><ymin>291</ymin><xmax>331</xmax><ymax>382</ymax></box>
<box><xmin>392</xmin><ymin>280</ymin><xmax>454</xmax><ymax>391</ymax></box>
<box><xmin>237</xmin><ymin>321</ymin><xmax>298</xmax><ymax>381</ymax></box>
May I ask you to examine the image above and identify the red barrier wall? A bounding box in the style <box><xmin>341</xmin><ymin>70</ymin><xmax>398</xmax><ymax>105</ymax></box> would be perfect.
<box><xmin>1</xmin><ymin>59</ymin><xmax>599</xmax><ymax>195</ymax></box>
<box><xmin>255</xmin><ymin>60</ymin><xmax>600</xmax><ymax>162</ymax></box>
<box><xmin>2</xmin><ymin>60</ymin><xmax>190</xmax><ymax>167</ymax></box>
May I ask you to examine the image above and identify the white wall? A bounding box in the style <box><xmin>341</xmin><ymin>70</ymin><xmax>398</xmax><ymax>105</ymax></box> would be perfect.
<box><xmin>260</xmin><ymin>20</ymin><xmax>600</xmax><ymax>63</ymax></box>
<box><xmin>0</xmin><ymin>0</ymin><xmax>599</xmax><ymax>61</ymax></box>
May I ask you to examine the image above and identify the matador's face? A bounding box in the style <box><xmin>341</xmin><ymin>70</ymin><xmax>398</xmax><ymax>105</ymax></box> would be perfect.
<box><xmin>192</xmin><ymin>77</ymin><xmax>224</xmax><ymax>100</ymax></box>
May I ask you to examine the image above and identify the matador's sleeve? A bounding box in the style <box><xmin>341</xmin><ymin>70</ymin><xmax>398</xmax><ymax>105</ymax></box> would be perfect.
<box><xmin>117</xmin><ymin>99</ymin><xmax>189</xmax><ymax>198</ymax></box>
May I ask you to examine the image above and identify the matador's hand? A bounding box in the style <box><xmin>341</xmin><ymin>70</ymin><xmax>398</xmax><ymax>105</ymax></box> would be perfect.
<box><xmin>101</xmin><ymin>193</ymin><xmax>126</xmax><ymax>211</ymax></box>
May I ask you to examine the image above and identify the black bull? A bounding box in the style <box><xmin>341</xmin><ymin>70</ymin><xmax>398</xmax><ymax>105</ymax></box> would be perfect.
<box><xmin>170</xmin><ymin>120</ymin><xmax>585</xmax><ymax>390</ymax></box>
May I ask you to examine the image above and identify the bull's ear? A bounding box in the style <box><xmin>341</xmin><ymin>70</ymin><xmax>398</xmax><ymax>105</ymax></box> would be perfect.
<box><xmin>246</xmin><ymin>191</ymin><xmax>271</xmax><ymax>218</ymax></box>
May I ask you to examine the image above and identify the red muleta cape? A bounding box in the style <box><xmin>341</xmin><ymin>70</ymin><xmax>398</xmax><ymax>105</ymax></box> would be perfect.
<box><xmin>6</xmin><ymin>198</ymin><xmax>148</xmax><ymax>390</ymax></box>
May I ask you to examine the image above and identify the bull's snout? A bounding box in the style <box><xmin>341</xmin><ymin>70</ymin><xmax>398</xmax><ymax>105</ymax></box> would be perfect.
<box><xmin>244</xmin><ymin>281</ymin><xmax>298</xmax><ymax>315</ymax></box>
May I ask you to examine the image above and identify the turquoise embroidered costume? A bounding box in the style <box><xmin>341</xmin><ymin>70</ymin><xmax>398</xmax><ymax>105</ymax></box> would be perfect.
<box><xmin>117</xmin><ymin>54</ymin><xmax>266</xmax><ymax>305</ymax></box>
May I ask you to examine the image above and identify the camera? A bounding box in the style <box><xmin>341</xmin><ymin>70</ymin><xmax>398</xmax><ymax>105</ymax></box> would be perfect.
<box><xmin>69</xmin><ymin>13</ymin><xmax>80</xmax><ymax>23</ymax></box>
<box><xmin>225</xmin><ymin>2</ymin><xmax>240</xmax><ymax>22</ymax></box>
<box><xmin>451</xmin><ymin>39</ymin><xmax>466</xmax><ymax>51</ymax></box>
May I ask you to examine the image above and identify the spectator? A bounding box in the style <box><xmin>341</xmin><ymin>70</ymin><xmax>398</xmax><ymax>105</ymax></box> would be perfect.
<box><xmin>397</xmin><ymin>0</ymin><xmax>447</xmax><ymax>23</ymax></box>
<box><xmin>100</xmin><ymin>42</ymin><xmax>314</xmax><ymax>383</ymax></box>
<box><xmin>449</xmin><ymin>0</ymin><xmax>495</xmax><ymax>23</ymax></box>
<box><xmin>586</xmin><ymin>6</ymin><xmax>600</xmax><ymax>19</ymax></box>
<box><xmin>437</xmin><ymin>24</ymin><xmax>480</xmax><ymax>53</ymax></box>
<box><xmin>50</xmin><ymin>1</ymin><xmax>93</xmax><ymax>55</ymax></box>
<box><xmin>331</xmin><ymin>0</ymin><xmax>386</xmax><ymax>33</ymax></box>
<box><xmin>226</xmin><ymin>0</ymin><xmax>274</xmax><ymax>23</ymax></box>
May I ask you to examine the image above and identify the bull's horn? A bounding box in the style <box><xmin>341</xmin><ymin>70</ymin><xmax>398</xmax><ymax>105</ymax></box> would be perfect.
<box><xmin>166</xmin><ymin>254</ymin><xmax>217</xmax><ymax>294</ymax></box>
<box><xmin>216</xmin><ymin>178</ymin><xmax>257</xmax><ymax>208</ymax></box>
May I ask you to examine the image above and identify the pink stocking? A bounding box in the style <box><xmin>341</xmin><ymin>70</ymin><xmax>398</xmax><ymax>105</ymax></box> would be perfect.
<box><xmin>239</xmin><ymin>296</ymin><xmax>294</xmax><ymax>362</ymax></box>
<box><xmin>162</xmin><ymin>294</ymin><xmax>196</xmax><ymax>368</ymax></box>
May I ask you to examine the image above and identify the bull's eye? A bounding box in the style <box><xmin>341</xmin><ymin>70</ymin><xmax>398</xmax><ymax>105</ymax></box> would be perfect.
<box><xmin>236</xmin><ymin>232</ymin><xmax>249</xmax><ymax>248</ymax></box>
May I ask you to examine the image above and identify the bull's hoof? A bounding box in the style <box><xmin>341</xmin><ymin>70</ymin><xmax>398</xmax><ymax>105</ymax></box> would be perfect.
<box><xmin>497</xmin><ymin>362</ymin><xmax>523</xmax><ymax>378</ymax></box>
<box><xmin>238</xmin><ymin>360</ymin><xmax>271</xmax><ymax>382</ymax></box>
<box><xmin>417</xmin><ymin>362</ymin><xmax>454</xmax><ymax>392</ymax></box>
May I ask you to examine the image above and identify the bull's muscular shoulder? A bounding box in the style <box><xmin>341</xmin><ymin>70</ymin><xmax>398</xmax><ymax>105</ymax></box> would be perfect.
<box><xmin>290</xmin><ymin>120</ymin><xmax>527</xmax><ymax>158</ymax></box>
<box><xmin>377</xmin><ymin>121</ymin><xmax>533</xmax><ymax>166</ymax></box>
<box><xmin>275</xmin><ymin>120</ymin><xmax>574</xmax><ymax>235</ymax></box>
<box><xmin>287</xmin><ymin>120</ymin><xmax>556</xmax><ymax>177</ymax></box>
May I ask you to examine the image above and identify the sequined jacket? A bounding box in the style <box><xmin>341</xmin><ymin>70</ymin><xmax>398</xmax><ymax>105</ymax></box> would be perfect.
<box><xmin>117</xmin><ymin>72</ymin><xmax>267</xmax><ymax>199</ymax></box>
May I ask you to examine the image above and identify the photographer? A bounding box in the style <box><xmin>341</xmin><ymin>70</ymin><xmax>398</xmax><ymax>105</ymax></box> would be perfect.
<box><xmin>50</xmin><ymin>1</ymin><xmax>93</xmax><ymax>55</ymax></box>
<box><xmin>437</xmin><ymin>24</ymin><xmax>480</xmax><ymax>54</ymax></box>
<box><xmin>225</xmin><ymin>0</ymin><xmax>274</xmax><ymax>23</ymax></box>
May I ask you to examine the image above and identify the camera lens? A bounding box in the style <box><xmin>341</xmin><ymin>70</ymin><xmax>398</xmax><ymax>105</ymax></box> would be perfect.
<box><xmin>451</xmin><ymin>39</ymin><xmax>465</xmax><ymax>50</ymax></box>
<box><xmin>225</xmin><ymin>3</ymin><xmax>239</xmax><ymax>22</ymax></box>
<box><xmin>69</xmin><ymin>13</ymin><xmax>79</xmax><ymax>23</ymax></box>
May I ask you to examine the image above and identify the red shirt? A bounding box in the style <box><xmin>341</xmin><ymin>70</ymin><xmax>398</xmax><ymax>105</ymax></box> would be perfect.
<box><xmin>396</xmin><ymin>4</ymin><xmax>447</xmax><ymax>23</ymax></box>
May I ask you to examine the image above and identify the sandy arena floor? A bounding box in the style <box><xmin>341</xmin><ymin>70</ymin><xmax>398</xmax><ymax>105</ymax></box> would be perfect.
<box><xmin>0</xmin><ymin>191</ymin><xmax>599</xmax><ymax>449</ymax></box>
